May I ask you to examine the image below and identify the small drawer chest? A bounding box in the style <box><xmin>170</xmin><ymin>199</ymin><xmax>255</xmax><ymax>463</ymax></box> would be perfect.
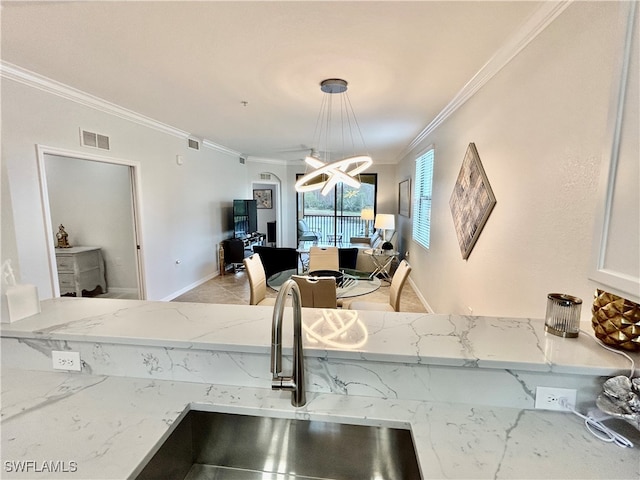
<box><xmin>55</xmin><ymin>246</ymin><xmax>107</xmax><ymax>297</ymax></box>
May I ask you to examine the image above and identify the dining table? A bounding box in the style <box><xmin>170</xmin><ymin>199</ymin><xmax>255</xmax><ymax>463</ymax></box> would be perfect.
<box><xmin>267</xmin><ymin>268</ymin><xmax>381</xmax><ymax>299</ymax></box>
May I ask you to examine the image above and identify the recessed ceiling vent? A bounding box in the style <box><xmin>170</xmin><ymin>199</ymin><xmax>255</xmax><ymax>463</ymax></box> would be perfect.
<box><xmin>260</xmin><ymin>173</ymin><xmax>271</xmax><ymax>180</ymax></box>
<box><xmin>80</xmin><ymin>129</ymin><xmax>110</xmax><ymax>150</ymax></box>
<box><xmin>188</xmin><ymin>138</ymin><xmax>200</xmax><ymax>150</ymax></box>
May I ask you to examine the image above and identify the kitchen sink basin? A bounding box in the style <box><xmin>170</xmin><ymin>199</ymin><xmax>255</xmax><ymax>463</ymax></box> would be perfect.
<box><xmin>135</xmin><ymin>409</ymin><xmax>421</xmax><ymax>479</ymax></box>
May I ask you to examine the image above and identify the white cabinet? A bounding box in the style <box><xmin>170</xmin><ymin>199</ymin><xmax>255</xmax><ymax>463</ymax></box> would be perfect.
<box><xmin>55</xmin><ymin>247</ymin><xmax>107</xmax><ymax>297</ymax></box>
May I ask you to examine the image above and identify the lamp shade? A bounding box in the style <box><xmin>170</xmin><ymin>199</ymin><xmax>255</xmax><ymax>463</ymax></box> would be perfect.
<box><xmin>374</xmin><ymin>214</ymin><xmax>395</xmax><ymax>231</ymax></box>
<box><xmin>360</xmin><ymin>208</ymin><xmax>375</xmax><ymax>221</ymax></box>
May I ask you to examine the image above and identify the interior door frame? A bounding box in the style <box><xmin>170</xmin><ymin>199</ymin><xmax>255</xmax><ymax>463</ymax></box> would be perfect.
<box><xmin>251</xmin><ymin>175</ymin><xmax>282</xmax><ymax>247</ymax></box>
<box><xmin>36</xmin><ymin>144</ymin><xmax>147</xmax><ymax>299</ymax></box>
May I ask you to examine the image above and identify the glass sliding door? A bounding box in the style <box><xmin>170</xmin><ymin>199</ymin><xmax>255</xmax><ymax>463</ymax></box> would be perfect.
<box><xmin>296</xmin><ymin>173</ymin><xmax>377</xmax><ymax>245</ymax></box>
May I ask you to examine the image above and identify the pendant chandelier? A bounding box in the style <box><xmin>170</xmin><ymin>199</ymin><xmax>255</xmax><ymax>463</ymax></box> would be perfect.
<box><xmin>295</xmin><ymin>79</ymin><xmax>372</xmax><ymax>196</ymax></box>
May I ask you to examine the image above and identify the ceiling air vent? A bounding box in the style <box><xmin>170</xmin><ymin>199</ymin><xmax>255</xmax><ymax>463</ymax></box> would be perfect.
<box><xmin>260</xmin><ymin>173</ymin><xmax>271</xmax><ymax>180</ymax></box>
<box><xmin>239</xmin><ymin>156</ymin><xmax>246</xmax><ymax>165</ymax></box>
<box><xmin>187</xmin><ymin>138</ymin><xmax>200</xmax><ymax>150</ymax></box>
<box><xmin>80</xmin><ymin>129</ymin><xmax>110</xmax><ymax>150</ymax></box>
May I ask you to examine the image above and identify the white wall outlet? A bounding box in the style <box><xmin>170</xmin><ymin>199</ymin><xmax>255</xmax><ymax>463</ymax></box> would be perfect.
<box><xmin>52</xmin><ymin>350</ymin><xmax>81</xmax><ymax>371</ymax></box>
<box><xmin>534</xmin><ymin>386</ymin><xmax>576</xmax><ymax>411</ymax></box>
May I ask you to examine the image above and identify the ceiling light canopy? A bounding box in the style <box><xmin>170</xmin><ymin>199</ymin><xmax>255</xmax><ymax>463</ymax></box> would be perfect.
<box><xmin>295</xmin><ymin>79</ymin><xmax>372</xmax><ymax>196</ymax></box>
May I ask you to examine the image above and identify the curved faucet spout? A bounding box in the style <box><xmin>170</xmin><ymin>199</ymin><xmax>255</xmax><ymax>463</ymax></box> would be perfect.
<box><xmin>270</xmin><ymin>279</ymin><xmax>306</xmax><ymax>407</ymax></box>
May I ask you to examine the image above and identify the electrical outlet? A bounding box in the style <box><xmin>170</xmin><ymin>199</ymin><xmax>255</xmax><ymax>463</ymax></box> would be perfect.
<box><xmin>52</xmin><ymin>350</ymin><xmax>81</xmax><ymax>371</ymax></box>
<box><xmin>534</xmin><ymin>386</ymin><xmax>576</xmax><ymax>411</ymax></box>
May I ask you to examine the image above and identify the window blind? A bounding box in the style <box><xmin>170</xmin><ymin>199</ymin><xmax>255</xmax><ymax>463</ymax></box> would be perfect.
<box><xmin>412</xmin><ymin>149</ymin><xmax>434</xmax><ymax>249</ymax></box>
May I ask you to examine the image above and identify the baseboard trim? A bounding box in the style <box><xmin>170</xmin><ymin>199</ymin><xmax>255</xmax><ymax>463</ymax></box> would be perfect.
<box><xmin>408</xmin><ymin>277</ymin><xmax>433</xmax><ymax>314</ymax></box>
<box><xmin>107</xmin><ymin>287</ymin><xmax>137</xmax><ymax>295</ymax></box>
<box><xmin>161</xmin><ymin>272</ymin><xmax>218</xmax><ymax>302</ymax></box>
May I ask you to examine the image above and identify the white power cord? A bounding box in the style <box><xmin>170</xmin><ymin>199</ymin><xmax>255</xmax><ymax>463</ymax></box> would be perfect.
<box><xmin>553</xmin><ymin>330</ymin><xmax>637</xmax><ymax>448</ymax></box>
<box><xmin>580</xmin><ymin>328</ymin><xmax>635</xmax><ymax>379</ymax></box>
<box><xmin>558</xmin><ymin>397</ymin><xmax>634</xmax><ymax>448</ymax></box>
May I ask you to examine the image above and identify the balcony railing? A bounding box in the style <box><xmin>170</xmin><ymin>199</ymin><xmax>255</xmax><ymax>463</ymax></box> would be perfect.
<box><xmin>301</xmin><ymin>214</ymin><xmax>373</xmax><ymax>245</ymax></box>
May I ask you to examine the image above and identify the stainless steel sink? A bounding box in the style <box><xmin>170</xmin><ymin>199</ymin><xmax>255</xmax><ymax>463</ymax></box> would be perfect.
<box><xmin>135</xmin><ymin>409</ymin><xmax>421</xmax><ymax>479</ymax></box>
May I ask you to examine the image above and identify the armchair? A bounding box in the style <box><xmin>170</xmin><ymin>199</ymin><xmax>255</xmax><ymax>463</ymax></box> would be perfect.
<box><xmin>297</xmin><ymin>219</ymin><xmax>321</xmax><ymax>242</ymax></box>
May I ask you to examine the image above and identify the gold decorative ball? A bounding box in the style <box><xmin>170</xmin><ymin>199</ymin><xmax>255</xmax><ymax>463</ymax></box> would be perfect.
<box><xmin>591</xmin><ymin>289</ymin><xmax>640</xmax><ymax>351</ymax></box>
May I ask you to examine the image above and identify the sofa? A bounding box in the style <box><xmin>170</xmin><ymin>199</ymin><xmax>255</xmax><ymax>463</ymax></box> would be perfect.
<box><xmin>349</xmin><ymin>229</ymin><xmax>395</xmax><ymax>272</ymax></box>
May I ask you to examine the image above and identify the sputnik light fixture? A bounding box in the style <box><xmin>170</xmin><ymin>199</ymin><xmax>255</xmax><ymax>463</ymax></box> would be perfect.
<box><xmin>295</xmin><ymin>79</ymin><xmax>372</xmax><ymax>196</ymax></box>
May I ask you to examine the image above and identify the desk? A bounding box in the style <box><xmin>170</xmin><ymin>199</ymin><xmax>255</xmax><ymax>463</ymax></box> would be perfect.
<box><xmin>364</xmin><ymin>249</ymin><xmax>398</xmax><ymax>281</ymax></box>
<box><xmin>268</xmin><ymin>269</ymin><xmax>381</xmax><ymax>299</ymax></box>
<box><xmin>221</xmin><ymin>234</ymin><xmax>265</xmax><ymax>273</ymax></box>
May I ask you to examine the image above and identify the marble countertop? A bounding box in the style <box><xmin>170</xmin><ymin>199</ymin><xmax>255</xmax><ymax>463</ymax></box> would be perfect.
<box><xmin>1</xmin><ymin>297</ymin><xmax>637</xmax><ymax>376</ymax></box>
<box><xmin>2</xmin><ymin>298</ymin><xmax>640</xmax><ymax>478</ymax></box>
<box><xmin>2</xmin><ymin>367</ymin><xmax>639</xmax><ymax>479</ymax></box>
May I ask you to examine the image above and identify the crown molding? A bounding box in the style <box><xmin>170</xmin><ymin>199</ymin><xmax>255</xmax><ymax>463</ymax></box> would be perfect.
<box><xmin>1</xmin><ymin>1</ymin><xmax>573</xmax><ymax>163</ymax></box>
<box><xmin>404</xmin><ymin>0</ymin><xmax>573</xmax><ymax>157</ymax></box>
<box><xmin>0</xmin><ymin>61</ymin><xmax>239</xmax><ymax>157</ymax></box>
<box><xmin>0</xmin><ymin>61</ymin><xmax>189</xmax><ymax>138</ymax></box>
<box><xmin>201</xmin><ymin>139</ymin><xmax>240</xmax><ymax>157</ymax></box>
<box><xmin>246</xmin><ymin>156</ymin><xmax>293</xmax><ymax>166</ymax></box>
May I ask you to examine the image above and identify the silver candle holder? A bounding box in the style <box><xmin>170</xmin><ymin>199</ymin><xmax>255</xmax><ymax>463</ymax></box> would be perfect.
<box><xmin>545</xmin><ymin>293</ymin><xmax>582</xmax><ymax>338</ymax></box>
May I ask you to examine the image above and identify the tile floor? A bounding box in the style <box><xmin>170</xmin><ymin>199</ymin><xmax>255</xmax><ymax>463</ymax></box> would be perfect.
<box><xmin>173</xmin><ymin>269</ymin><xmax>427</xmax><ymax>313</ymax></box>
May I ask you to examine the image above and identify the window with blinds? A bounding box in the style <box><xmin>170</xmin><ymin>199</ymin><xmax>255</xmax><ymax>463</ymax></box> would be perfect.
<box><xmin>412</xmin><ymin>148</ymin><xmax>434</xmax><ymax>249</ymax></box>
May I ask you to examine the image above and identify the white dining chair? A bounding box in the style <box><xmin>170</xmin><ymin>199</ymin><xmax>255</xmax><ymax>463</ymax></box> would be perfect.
<box><xmin>348</xmin><ymin>260</ymin><xmax>411</xmax><ymax>312</ymax></box>
<box><xmin>308</xmin><ymin>246</ymin><xmax>339</xmax><ymax>272</ymax></box>
<box><xmin>291</xmin><ymin>275</ymin><xmax>337</xmax><ymax>308</ymax></box>
<box><xmin>243</xmin><ymin>253</ymin><xmax>276</xmax><ymax>306</ymax></box>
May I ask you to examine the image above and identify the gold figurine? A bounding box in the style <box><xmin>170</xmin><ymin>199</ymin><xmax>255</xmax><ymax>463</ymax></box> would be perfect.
<box><xmin>55</xmin><ymin>224</ymin><xmax>71</xmax><ymax>248</ymax></box>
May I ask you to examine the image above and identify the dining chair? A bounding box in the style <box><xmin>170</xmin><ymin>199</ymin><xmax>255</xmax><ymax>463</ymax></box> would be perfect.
<box><xmin>252</xmin><ymin>246</ymin><xmax>298</xmax><ymax>278</ymax></box>
<box><xmin>291</xmin><ymin>275</ymin><xmax>337</xmax><ymax>308</ymax></box>
<box><xmin>348</xmin><ymin>260</ymin><xmax>411</xmax><ymax>312</ymax></box>
<box><xmin>243</xmin><ymin>253</ymin><xmax>276</xmax><ymax>306</ymax></box>
<box><xmin>308</xmin><ymin>246</ymin><xmax>339</xmax><ymax>272</ymax></box>
<box><xmin>338</xmin><ymin>247</ymin><xmax>359</xmax><ymax>270</ymax></box>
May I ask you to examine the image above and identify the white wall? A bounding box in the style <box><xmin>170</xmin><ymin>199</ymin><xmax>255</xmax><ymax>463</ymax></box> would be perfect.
<box><xmin>369</xmin><ymin>163</ymin><xmax>397</xmax><ymax>217</ymax></box>
<box><xmin>45</xmin><ymin>154</ymin><xmax>138</xmax><ymax>292</ymax></box>
<box><xmin>1</xmin><ymin>78</ymin><xmax>249</xmax><ymax>301</ymax></box>
<box><xmin>396</xmin><ymin>2</ymin><xmax>637</xmax><ymax>320</ymax></box>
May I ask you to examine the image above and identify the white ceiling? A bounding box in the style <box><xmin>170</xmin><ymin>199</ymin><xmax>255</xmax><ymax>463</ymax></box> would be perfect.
<box><xmin>1</xmin><ymin>1</ymin><xmax>543</xmax><ymax>164</ymax></box>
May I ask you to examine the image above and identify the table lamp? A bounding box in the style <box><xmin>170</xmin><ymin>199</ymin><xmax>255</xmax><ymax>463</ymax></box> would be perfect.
<box><xmin>374</xmin><ymin>214</ymin><xmax>395</xmax><ymax>250</ymax></box>
<box><xmin>360</xmin><ymin>207</ymin><xmax>375</xmax><ymax>236</ymax></box>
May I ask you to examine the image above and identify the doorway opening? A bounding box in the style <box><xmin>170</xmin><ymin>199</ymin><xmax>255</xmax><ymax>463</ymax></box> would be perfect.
<box><xmin>251</xmin><ymin>173</ymin><xmax>282</xmax><ymax>247</ymax></box>
<box><xmin>36</xmin><ymin>145</ymin><xmax>145</xmax><ymax>299</ymax></box>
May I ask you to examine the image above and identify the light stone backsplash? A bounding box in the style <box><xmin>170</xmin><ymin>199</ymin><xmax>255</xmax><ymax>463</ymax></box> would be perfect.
<box><xmin>1</xmin><ymin>335</ymin><xmax>605</xmax><ymax>409</ymax></box>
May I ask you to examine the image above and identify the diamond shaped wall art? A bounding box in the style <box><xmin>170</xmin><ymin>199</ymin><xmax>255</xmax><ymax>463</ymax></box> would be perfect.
<box><xmin>449</xmin><ymin>143</ymin><xmax>496</xmax><ymax>260</ymax></box>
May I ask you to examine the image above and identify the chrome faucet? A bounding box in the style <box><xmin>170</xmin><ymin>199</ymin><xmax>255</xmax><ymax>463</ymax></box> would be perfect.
<box><xmin>270</xmin><ymin>279</ymin><xmax>306</xmax><ymax>407</ymax></box>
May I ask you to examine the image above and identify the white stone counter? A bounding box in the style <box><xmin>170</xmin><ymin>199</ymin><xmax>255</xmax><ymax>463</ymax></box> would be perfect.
<box><xmin>1</xmin><ymin>297</ymin><xmax>635</xmax><ymax>376</ymax></box>
<box><xmin>1</xmin><ymin>367</ymin><xmax>639</xmax><ymax>479</ymax></box>
<box><xmin>2</xmin><ymin>298</ymin><xmax>639</xmax><ymax>478</ymax></box>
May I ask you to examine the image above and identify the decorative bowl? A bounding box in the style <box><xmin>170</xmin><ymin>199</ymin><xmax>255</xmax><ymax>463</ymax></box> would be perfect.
<box><xmin>596</xmin><ymin>375</ymin><xmax>640</xmax><ymax>431</ymax></box>
<box><xmin>591</xmin><ymin>289</ymin><xmax>640</xmax><ymax>351</ymax></box>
